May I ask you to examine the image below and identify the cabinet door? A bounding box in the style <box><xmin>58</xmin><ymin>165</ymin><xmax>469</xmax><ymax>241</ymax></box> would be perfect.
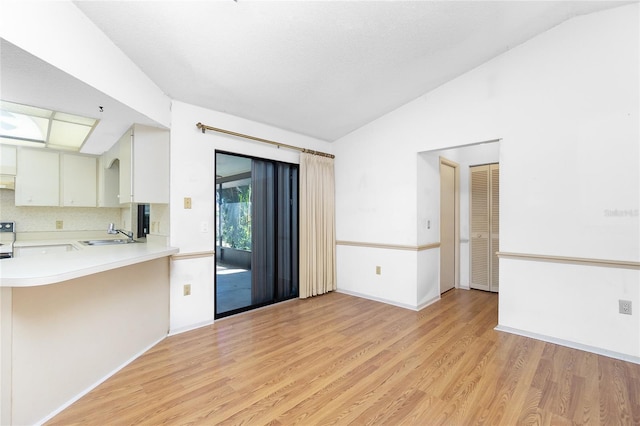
<box><xmin>62</xmin><ymin>154</ymin><xmax>97</xmax><ymax>207</ymax></box>
<box><xmin>131</xmin><ymin>124</ymin><xmax>170</xmax><ymax>204</ymax></box>
<box><xmin>0</xmin><ymin>145</ymin><xmax>17</xmax><ymax>175</ymax></box>
<box><xmin>98</xmin><ymin>156</ymin><xmax>120</xmax><ymax>208</ymax></box>
<box><xmin>118</xmin><ymin>128</ymin><xmax>133</xmax><ymax>205</ymax></box>
<box><xmin>15</xmin><ymin>148</ymin><xmax>60</xmax><ymax>206</ymax></box>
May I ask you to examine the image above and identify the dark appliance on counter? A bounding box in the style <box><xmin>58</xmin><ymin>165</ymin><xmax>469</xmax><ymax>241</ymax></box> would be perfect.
<box><xmin>0</xmin><ymin>221</ymin><xmax>16</xmax><ymax>259</ymax></box>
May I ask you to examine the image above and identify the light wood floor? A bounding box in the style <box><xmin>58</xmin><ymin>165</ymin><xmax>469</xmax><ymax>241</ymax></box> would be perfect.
<box><xmin>48</xmin><ymin>290</ymin><xmax>640</xmax><ymax>425</ymax></box>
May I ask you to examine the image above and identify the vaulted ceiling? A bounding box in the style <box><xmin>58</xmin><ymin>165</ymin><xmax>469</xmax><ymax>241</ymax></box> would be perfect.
<box><xmin>1</xmin><ymin>1</ymin><xmax>629</xmax><ymax>154</ymax></box>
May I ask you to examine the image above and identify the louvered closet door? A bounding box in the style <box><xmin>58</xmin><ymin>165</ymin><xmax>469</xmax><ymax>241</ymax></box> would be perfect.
<box><xmin>490</xmin><ymin>165</ymin><xmax>499</xmax><ymax>292</ymax></box>
<box><xmin>470</xmin><ymin>166</ymin><xmax>490</xmax><ymax>291</ymax></box>
<box><xmin>470</xmin><ymin>163</ymin><xmax>499</xmax><ymax>292</ymax></box>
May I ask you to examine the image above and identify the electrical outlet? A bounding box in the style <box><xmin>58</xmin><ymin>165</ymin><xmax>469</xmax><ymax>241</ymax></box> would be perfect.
<box><xmin>619</xmin><ymin>300</ymin><xmax>632</xmax><ymax>315</ymax></box>
<box><xmin>55</xmin><ymin>220</ymin><xmax>63</xmax><ymax>230</ymax></box>
<box><xmin>183</xmin><ymin>284</ymin><xmax>191</xmax><ymax>296</ymax></box>
<box><xmin>184</xmin><ymin>197</ymin><xmax>192</xmax><ymax>209</ymax></box>
<box><xmin>376</xmin><ymin>266</ymin><xmax>381</xmax><ymax>275</ymax></box>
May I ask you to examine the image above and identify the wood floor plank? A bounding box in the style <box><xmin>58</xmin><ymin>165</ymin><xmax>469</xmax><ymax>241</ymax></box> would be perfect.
<box><xmin>47</xmin><ymin>290</ymin><xmax>640</xmax><ymax>425</ymax></box>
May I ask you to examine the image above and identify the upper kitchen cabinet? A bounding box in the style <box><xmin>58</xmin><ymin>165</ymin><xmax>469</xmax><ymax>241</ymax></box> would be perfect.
<box><xmin>0</xmin><ymin>144</ymin><xmax>17</xmax><ymax>189</ymax></box>
<box><xmin>61</xmin><ymin>153</ymin><xmax>97</xmax><ymax>207</ymax></box>
<box><xmin>15</xmin><ymin>148</ymin><xmax>98</xmax><ymax>207</ymax></box>
<box><xmin>15</xmin><ymin>148</ymin><xmax>60</xmax><ymax>206</ymax></box>
<box><xmin>0</xmin><ymin>144</ymin><xmax>17</xmax><ymax>175</ymax></box>
<box><xmin>118</xmin><ymin>124</ymin><xmax>169</xmax><ymax>205</ymax></box>
<box><xmin>98</xmin><ymin>141</ymin><xmax>121</xmax><ymax>208</ymax></box>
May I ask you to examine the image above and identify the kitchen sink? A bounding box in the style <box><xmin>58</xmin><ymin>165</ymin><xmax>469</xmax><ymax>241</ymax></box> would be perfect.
<box><xmin>80</xmin><ymin>239</ymin><xmax>138</xmax><ymax>246</ymax></box>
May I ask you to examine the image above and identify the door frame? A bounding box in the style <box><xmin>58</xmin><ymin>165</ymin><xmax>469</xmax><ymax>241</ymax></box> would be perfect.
<box><xmin>214</xmin><ymin>150</ymin><xmax>300</xmax><ymax>319</ymax></box>
<box><xmin>439</xmin><ymin>156</ymin><xmax>460</xmax><ymax>292</ymax></box>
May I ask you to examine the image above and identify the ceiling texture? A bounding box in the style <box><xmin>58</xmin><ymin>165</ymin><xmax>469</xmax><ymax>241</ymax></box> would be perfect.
<box><xmin>2</xmin><ymin>1</ymin><xmax>630</xmax><ymax>154</ymax></box>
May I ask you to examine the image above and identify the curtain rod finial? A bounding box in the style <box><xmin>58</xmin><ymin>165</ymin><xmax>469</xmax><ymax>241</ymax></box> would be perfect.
<box><xmin>196</xmin><ymin>122</ymin><xmax>206</xmax><ymax>133</ymax></box>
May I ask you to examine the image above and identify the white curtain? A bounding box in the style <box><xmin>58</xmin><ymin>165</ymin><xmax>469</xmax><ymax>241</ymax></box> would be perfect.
<box><xmin>299</xmin><ymin>152</ymin><xmax>336</xmax><ymax>298</ymax></box>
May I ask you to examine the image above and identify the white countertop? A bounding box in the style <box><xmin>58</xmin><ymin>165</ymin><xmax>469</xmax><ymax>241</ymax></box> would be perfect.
<box><xmin>0</xmin><ymin>241</ymin><xmax>179</xmax><ymax>287</ymax></box>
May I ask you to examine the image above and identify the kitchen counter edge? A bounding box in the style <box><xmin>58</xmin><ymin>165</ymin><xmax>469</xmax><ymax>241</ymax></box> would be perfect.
<box><xmin>0</xmin><ymin>243</ymin><xmax>179</xmax><ymax>287</ymax></box>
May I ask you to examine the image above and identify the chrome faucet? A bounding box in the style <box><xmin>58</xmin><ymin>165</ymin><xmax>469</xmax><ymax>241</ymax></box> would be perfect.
<box><xmin>107</xmin><ymin>223</ymin><xmax>134</xmax><ymax>241</ymax></box>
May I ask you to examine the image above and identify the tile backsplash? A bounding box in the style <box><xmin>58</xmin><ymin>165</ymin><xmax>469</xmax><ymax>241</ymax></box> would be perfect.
<box><xmin>0</xmin><ymin>189</ymin><xmax>121</xmax><ymax>233</ymax></box>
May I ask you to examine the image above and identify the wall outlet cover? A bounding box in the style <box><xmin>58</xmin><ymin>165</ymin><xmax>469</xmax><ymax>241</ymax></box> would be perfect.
<box><xmin>619</xmin><ymin>300</ymin><xmax>632</xmax><ymax>315</ymax></box>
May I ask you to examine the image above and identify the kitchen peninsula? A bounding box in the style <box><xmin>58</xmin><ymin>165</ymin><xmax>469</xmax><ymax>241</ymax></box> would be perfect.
<box><xmin>0</xmin><ymin>242</ymin><xmax>178</xmax><ymax>426</ymax></box>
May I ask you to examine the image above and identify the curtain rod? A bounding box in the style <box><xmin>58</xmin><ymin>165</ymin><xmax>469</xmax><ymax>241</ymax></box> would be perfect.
<box><xmin>196</xmin><ymin>122</ymin><xmax>335</xmax><ymax>159</ymax></box>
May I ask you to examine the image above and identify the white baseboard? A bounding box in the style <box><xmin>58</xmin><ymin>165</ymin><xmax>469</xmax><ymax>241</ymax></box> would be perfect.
<box><xmin>36</xmin><ymin>335</ymin><xmax>166</xmax><ymax>425</ymax></box>
<box><xmin>495</xmin><ymin>325</ymin><xmax>640</xmax><ymax>365</ymax></box>
<box><xmin>168</xmin><ymin>319</ymin><xmax>214</xmax><ymax>336</ymax></box>
<box><xmin>337</xmin><ymin>288</ymin><xmax>434</xmax><ymax>311</ymax></box>
<box><xmin>416</xmin><ymin>295</ymin><xmax>441</xmax><ymax>311</ymax></box>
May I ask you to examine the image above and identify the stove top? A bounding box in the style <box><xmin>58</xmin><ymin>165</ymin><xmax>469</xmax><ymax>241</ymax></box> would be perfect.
<box><xmin>0</xmin><ymin>221</ymin><xmax>16</xmax><ymax>257</ymax></box>
<box><xmin>0</xmin><ymin>222</ymin><xmax>15</xmax><ymax>233</ymax></box>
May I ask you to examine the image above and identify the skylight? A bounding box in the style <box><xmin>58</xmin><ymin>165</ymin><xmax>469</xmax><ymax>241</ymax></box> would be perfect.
<box><xmin>0</xmin><ymin>100</ymin><xmax>99</xmax><ymax>151</ymax></box>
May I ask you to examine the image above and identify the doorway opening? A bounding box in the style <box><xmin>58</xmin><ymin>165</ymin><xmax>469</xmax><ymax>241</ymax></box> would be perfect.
<box><xmin>418</xmin><ymin>139</ymin><xmax>500</xmax><ymax>295</ymax></box>
<box><xmin>215</xmin><ymin>152</ymin><xmax>299</xmax><ymax>318</ymax></box>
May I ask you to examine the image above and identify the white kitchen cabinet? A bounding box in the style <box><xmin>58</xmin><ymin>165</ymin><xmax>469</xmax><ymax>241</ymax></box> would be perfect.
<box><xmin>119</xmin><ymin>124</ymin><xmax>169</xmax><ymax>205</ymax></box>
<box><xmin>15</xmin><ymin>148</ymin><xmax>60</xmax><ymax>206</ymax></box>
<box><xmin>98</xmin><ymin>157</ymin><xmax>120</xmax><ymax>207</ymax></box>
<box><xmin>15</xmin><ymin>148</ymin><xmax>98</xmax><ymax>207</ymax></box>
<box><xmin>61</xmin><ymin>153</ymin><xmax>97</xmax><ymax>207</ymax></box>
<box><xmin>98</xmin><ymin>140</ymin><xmax>120</xmax><ymax>207</ymax></box>
<box><xmin>0</xmin><ymin>144</ymin><xmax>17</xmax><ymax>189</ymax></box>
<box><xmin>0</xmin><ymin>145</ymin><xmax>17</xmax><ymax>175</ymax></box>
<box><xmin>118</xmin><ymin>127</ymin><xmax>133</xmax><ymax>204</ymax></box>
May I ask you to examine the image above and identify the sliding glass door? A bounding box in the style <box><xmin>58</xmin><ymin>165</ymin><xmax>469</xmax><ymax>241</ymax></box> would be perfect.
<box><xmin>215</xmin><ymin>152</ymin><xmax>298</xmax><ymax>318</ymax></box>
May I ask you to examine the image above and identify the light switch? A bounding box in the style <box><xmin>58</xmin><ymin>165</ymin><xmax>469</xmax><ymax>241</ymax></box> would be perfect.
<box><xmin>184</xmin><ymin>197</ymin><xmax>192</xmax><ymax>209</ymax></box>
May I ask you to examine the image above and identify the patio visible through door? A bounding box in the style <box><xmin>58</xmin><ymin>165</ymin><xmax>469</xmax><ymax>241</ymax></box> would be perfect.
<box><xmin>215</xmin><ymin>152</ymin><xmax>299</xmax><ymax>318</ymax></box>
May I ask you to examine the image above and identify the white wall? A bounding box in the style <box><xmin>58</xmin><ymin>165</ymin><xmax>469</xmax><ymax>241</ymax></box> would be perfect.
<box><xmin>168</xmin><ymin>101</ymin><xmax>332</xmax><ymax>333</ymax></box>
<box><xmin>0</xmin><ymin>1</ymin><xmax>171</xmax><ymax>131</ymax></box>
<box><xmin>337</xmin><ymin>246</ymin><xmax>419</xmax><ymax>309</ymax></box>
<box><xmin>3</xmin><ymin>0</ymin><xmax>636</xmax><ymax>360</ymax></box>
<box><xmin>335</xmin><ymin>4</ymin><xmax>639</xmax><ymax>358</ymax></box>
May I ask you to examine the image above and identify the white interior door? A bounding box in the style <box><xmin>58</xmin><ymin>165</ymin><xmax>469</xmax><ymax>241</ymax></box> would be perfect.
<box><xmin>440</xmin><ymin>158</ymin><xmax>458</xmax><ymax>294</ymax></box>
